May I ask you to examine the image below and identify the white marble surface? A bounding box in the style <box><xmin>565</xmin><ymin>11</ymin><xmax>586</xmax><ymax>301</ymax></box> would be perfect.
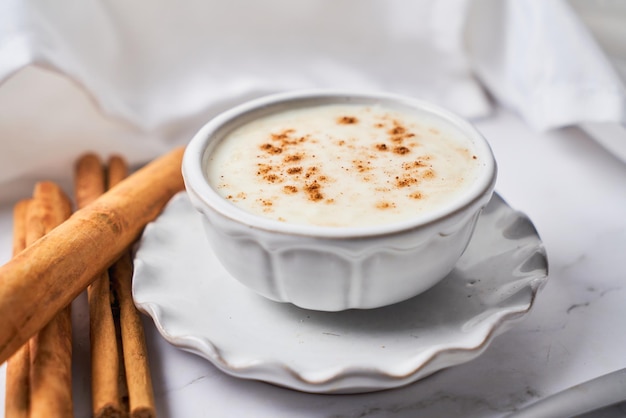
<box><xmin>1</xmin><ymin>107</ymin><xmax>626</xmax><ymax>417</ymax></box>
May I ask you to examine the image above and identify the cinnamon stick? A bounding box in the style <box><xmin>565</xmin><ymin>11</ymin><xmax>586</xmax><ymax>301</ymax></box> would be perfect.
<box><xmin>26</xmin><ymin>182</ymin><xmax>74</xmax><ymax>418</ymax></box>
<box><xmin>107</xmin><ymin>155</ymin><xmax>130</xmax><ymax>189</ymax></box>
<box><xmin>75</xmin><ymin>154</ymin><xmax>123</xmax><ymax>418</ymax></box>
<box><xmin>0</xmin><ymin>146</ymin><xmax>185</xmax><ymax>364</ymax></box>
<box><xmin>10</xmin><ymin>200</ymin><xmax>29</xmax><ymax>257</ymax></box>
<box><xmin>108</xmin><ymin>155</ymin><xmax>157</xmax><ymax>418</ymax></box>
<box><xmin>4</xmin><ymin>199</ymin><xmax>31</xmax><ymax>418</ymax></box>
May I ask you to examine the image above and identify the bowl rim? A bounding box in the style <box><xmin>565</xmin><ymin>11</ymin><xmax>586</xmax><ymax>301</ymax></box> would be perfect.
<box><xmin>182</xmin><ymin>89</ymin><xmax>497</xmax><ymax>239</ymax></box>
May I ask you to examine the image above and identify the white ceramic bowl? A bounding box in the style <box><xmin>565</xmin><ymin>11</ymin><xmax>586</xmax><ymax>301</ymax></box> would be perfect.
<box><xmin>182</xmin><ymin>90</ymin><xmax>497</xmax><ymax>311</ymax></box>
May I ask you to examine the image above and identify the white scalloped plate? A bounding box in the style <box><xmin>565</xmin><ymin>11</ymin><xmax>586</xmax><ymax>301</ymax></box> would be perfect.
<box><xmin>133</xmin><ymin>192</ymin><xmax>548</xmax><ymax>394</ymax></box>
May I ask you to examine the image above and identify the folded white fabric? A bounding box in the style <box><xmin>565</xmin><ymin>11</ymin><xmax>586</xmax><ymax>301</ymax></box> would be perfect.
<box><xmin>0</xmin><ymin>0</ymin><xmax>497</xmax><ymax>127</ymax></box>
<box><xmin>466</xmin><ymin>0</ymin><xmax>626</xmax><ymax>132</ymax></box>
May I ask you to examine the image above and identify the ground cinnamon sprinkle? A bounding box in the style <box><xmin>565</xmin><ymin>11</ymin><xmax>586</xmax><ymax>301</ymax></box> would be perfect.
<box><xmin>309</xmin><ymin>192</ymin><xmax>324</xmax><ymax>201</ymax></box>
<box><xmin>227</xmin><ymin>192</ymin><xmax>247</xmax><ymax>202</ymax></box>
<box><xmin>253</xmin><ymin>126</ymin><xmax>336</xmax><ymax>206</ymax></box>
<box><xmin>305</xmin><ymin>166</ymin><xmax>318</xmax><ymax>178</ymax></box>
<box><xmin>271</xmin><ymin>129</ymin><xmax>295</xmax><ymax>141</ymax></box>
<box><xmin>304</xmin><ymin>181</ymin><xmax>324</xmax><ymax>201</ymax></box>
<box><xmin>393</xmin><ymin>146</ymin><xmax>410</xmax><ymax>155</ymax></box>
<box><xmin>376</xmin><ymin>201</ymin><xmax>396</xmax><ymax>209</ymax></box>
<box><xmin>353</xmin><ymin>160</ymin><xmax>371</xmax><ymax>173</ymax></box>
<box><xmin>306</xmin><ymin>181</ymin><xmax>321</xmax><ymax>191</ymax></box>
<box><xmin>283</xmin><ymin>154</ymin><xmax>303</xmax><ymax>163</ymax></box>
<box><xmin>337</xmin><ymin>116</ymin><xmax>358</xmax><ymax>124</ymax></box>
<box><xmin>260</xmin><ymin>143</ymin><xmax>282</xmax><ymax>154</ymax></box>
<box><xmin>395</xmin><ymin>176</ymin><xmax>419</xmax><ymax>188</ymax></box>
<box><xmin>264</xmin><ymin>174</ymin><xmax>281</xmax><ymax>183</ymax></box>
<box><xmin>422</xmin><ymin>169</ymin><xmax>436</xmax><ymax>179</ymax></box>
<box><xmin>258</xmin><ymin>199</ymin><xmax>273</xmax><ymax>208</ymax></box>
<box><xmin>402</xmin><ymin>160</ymin><xmax>428</xmax><ymax>170</ymax></box>
<box><xmin>389</xmin><ymin>125</ymin><xmax>406</xmax><ymax>135</ymax></box>
<box><xmin>257</xmin><ymin>164</ymin><xmax>273</xmax><ymax>175</ymax></box>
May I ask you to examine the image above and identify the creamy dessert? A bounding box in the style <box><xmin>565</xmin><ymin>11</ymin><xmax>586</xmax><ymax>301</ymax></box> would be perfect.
<box><xmin>207</xmin><ymin>104</ymin><xmax>483</xmax><ymax>227</ymax></box>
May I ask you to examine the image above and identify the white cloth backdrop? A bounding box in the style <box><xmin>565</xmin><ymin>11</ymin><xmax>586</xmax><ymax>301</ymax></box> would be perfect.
<box><xmin>0</xmin><ymin>0</ymin><xmax>624</xmax><ymax>203</ymax></box>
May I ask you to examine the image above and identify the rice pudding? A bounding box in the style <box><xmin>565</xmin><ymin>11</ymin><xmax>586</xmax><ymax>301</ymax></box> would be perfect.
<box><xmin>207</xmin><ymin>104</ymin><xmax>484</xmax><ymax>227</ymax></box>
